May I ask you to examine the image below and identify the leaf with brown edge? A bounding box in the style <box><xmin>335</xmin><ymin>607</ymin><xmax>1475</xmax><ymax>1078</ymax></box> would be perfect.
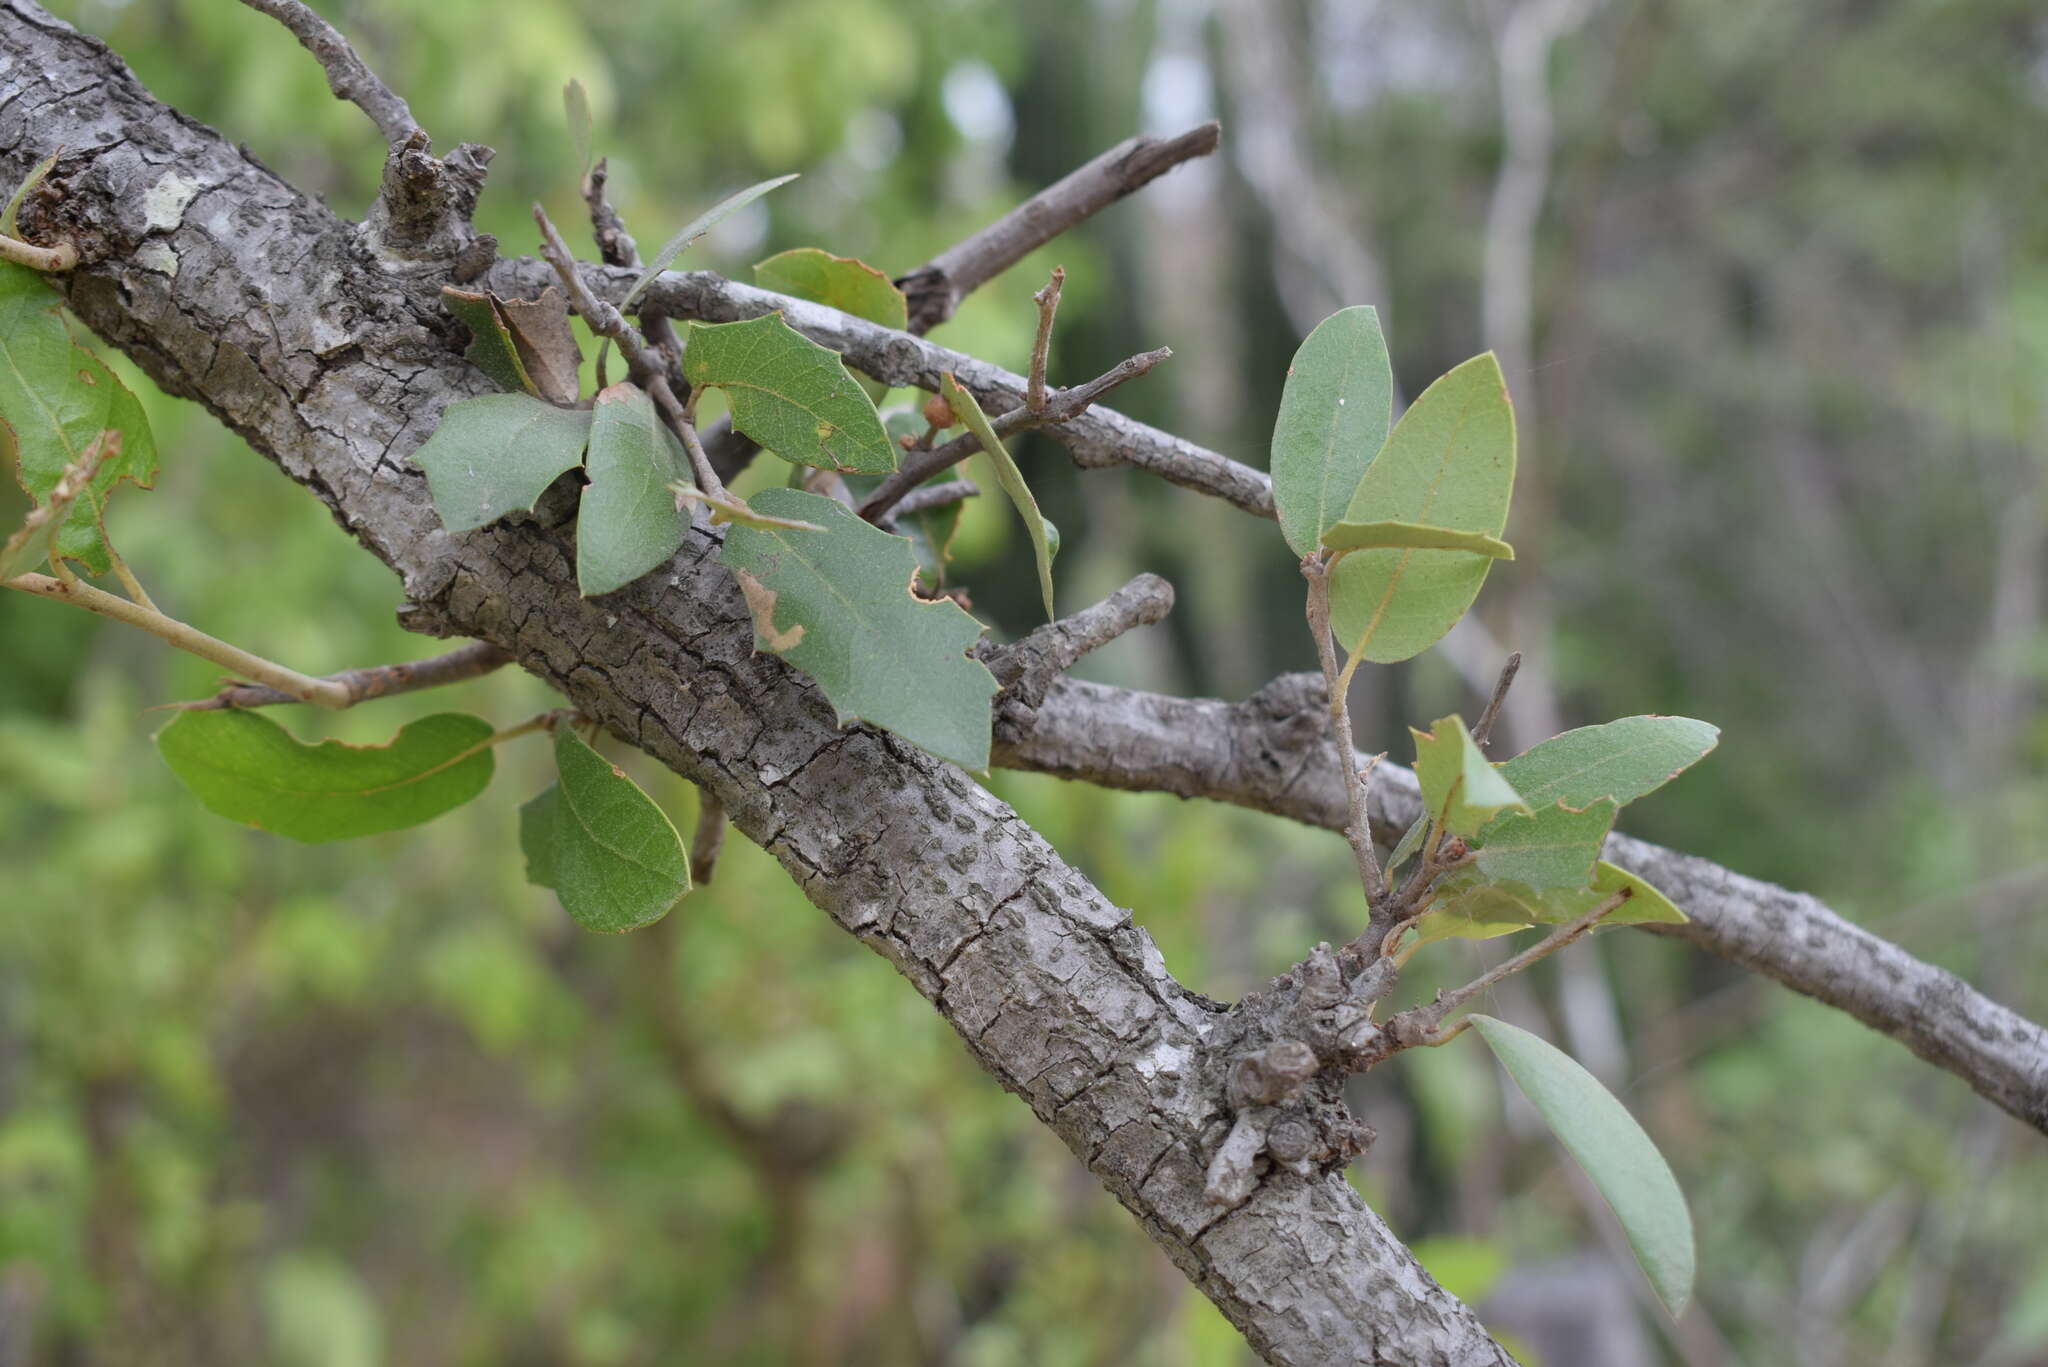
<box><xmin>498</xmin><ymin>287</ymin><xmax>583</xmax><ymax>404</ymax></box>
<box><xmin>441</xmin><ymin>287</ymin><xmax>538</xmax><ymax>396</ymax></box>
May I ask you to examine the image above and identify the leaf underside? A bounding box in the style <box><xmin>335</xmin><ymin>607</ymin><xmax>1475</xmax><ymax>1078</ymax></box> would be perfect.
<box><xmin>1270</xmin><ymin>305</ymin><xmax>1393</xmax><ymax>557</ymax></box>
<box><xmin>521</xmin><ymin>727</ymin><xmax>689</xmax><ymax>932</ymax></box>
<box><xmin>409</xmin><ymin>392</ymin><xmax>592</xmax><ymax>534</ymax></box>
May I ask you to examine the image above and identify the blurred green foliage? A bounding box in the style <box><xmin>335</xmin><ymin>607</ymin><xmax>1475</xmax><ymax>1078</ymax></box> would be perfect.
<box><xmin>4</xmin><ymin>0</ymin><xmax>2046</xmax><ymax>1362</ymax></box>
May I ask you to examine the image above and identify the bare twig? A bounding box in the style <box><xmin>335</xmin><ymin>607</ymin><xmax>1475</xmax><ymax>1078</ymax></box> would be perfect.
<box><xmin>1027</xmin><ymin>266</ymin><xmax>1064</xmax><ymax>410</ymax></box>
<box><xmin>855</xmin><ymin>347</ymin><xmax>1169</xmax><ymax>523</ymax></box>
<box><xmin>235</xmin><ymin>0</ymin><xmax>416</xmax><ymax>145</ymax></box>
<box><xmin>1471</xmin><ymin>651</ymin><xmax>1523</xmax><ymax>748</ymax></box>
<box><xmin>981</xmin><ymin>572</ymin><xmax>1176</xmax><ymax>696</ymax></box>
<box><xmin>897</xmin><ymin>123</ymin><xmax>1220</xmax><ymax>333</ymax></box>
<box><xmin>690</xmin><ymin>791</ymin><xmax>727</xmax><ymax>886</ymax></box>
<box><xmin>582</xmin><ymin>157</ymin><xmax>689</xmax><ymax>386</ymax></box>
<box><xmin>1303</xmin><ymin>555</ymin><xmax>1385</xmax><ymax>914</ymax></box>
<box><xmin>182</xmin><ymin>640</ymin><xmax>513</xmax><ymax>710</ymax></box>
<box><xmin>0</xmin><ymin>232</ymin><xmax>75</xmax><ymax>271</ymax></box>
<box><xmin>880</xmin><ymin>479</ymin><xmax>978</xmax><ymax>525</ymax></box>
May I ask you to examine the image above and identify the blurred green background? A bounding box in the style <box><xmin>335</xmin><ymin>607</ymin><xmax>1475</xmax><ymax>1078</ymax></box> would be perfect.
<box><xmin>3</xmin><ymin>0</ymin><xmax>2045</xmax><ymax>1363</ymax></box>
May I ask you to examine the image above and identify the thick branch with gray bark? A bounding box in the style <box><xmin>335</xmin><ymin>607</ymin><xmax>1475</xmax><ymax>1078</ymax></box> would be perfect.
<box><xmin>0</xmin><ymin>7</ymin><xmax>1510</xmax><ymax>1362</ymax></box>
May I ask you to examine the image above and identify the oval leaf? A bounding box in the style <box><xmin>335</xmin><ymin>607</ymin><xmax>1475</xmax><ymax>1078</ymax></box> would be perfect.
<box><xmin>578</xmin><ymin>383</ymin><xmax>688</xmax><ymax>596</ymax></box>
<box><xmin>530</xmin><ymin>727</ymin><xmax>690</xmax><ymax>933</ymax></box>
<box><xmin>721</xmin><ymin>488</ymin><xmax>997</xmax><ymax>771</ymax></box>
<box><xmin>1495</xmin><ymin>715</ymin><xmax>1721</xmax><ymax>813</ymax></box>
<box><xmin>1322</xmin><ymin>518</ymin><xmax>1514</xmax><ymax>560</ymax></box>
<box><xmin>155</xmin><ymin>709</ymin><xmax>495</xmax><ymax>844</ymax></box>
<box><xmin>1329</xmin><ymin>352</ymin><xmax>1515</xmax><ymax>663</ymax></box>
<box><xmin>410</xmin><ymin>392</ymin><xmax>592</xmax><ymax>534</ymax></box>
<box><xmin>1467</xmin><ymin>1015</ymin><xmax>1695</xmax><ymax>1317</ymax></box>
<box><xmin>681</xmin><ymin>313</ymin><xmax>895</xmax><ymax>473</ymax></box>
<box><xmin>754</xmin><ymin>248</ymin><xmax>910</xmax><ymax>332</ymax></box>
<box><xmin>939</xmin><ymin>372</ymin><xmax>1055</xmax><ymax>620</ymax></box>
<box><xmin>1270</xmin><ymin>305</ymin><xmax>1393</xmax><ymax>557</ymax></box>
<box><xmin>1472</xmin><ymin>798</ymin><xmax>1618</xmax><ymax>891</ymax></box>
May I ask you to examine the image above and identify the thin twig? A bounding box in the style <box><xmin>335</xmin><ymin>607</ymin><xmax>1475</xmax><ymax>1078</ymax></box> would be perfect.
<box><xmin>897</xmin><ymin>122</ymin><xmax>1220</xmax><ymax>333</ymax></box>
<box><xmin>583</xmin><ymin>158</ymin><xmax>689</xmax><ymax>387</ymax></box>
<box><xmin>182</xmin><ymin>640</ymin><xmax>513</xmax><ymax>710</ymax></box>
<box><xmin>1028</xmin><ymin>266</ymin><xmax>1065</xmax><ymax>411</ymax></box>
<box><xmin>235</xmin><ymin>0</ymin><xmax>417</xmax><ymax>145</ymax></box>
<box><xmin>981</xmin><ymin>573</ymin><xmax>1176</xmax><ymax>696</ymax></box>
<box><xmin>6</xmin><ymin>572</ymin><xmax>352</xmax><ymax>709</ymax></box>
<box><xmin>1471</xmin><ymin>651</ymin><xmax>1522</xmax><ymax>748</ymax></box>
<box><xmin>855</xmin><ymin>347</ymin><xmax>1168</xmax><ymax>523</ymax></box>
<box><xmin>0</xmin><ymin>234</ymin><xmax>76</xmax><ymax>271</ymax></box>
<box><xmin>101</xmin><ymin>542</ymin><xmax>157</xmax><ymax>614</ymax></box>
<box><xmin>1303</xmin><ymin>555</ymin><xmax>1385</xmax><ymax>913</ymax></box>
<box><xmin>690</xmin><ymin>791</ymin><xmax>727</xmax><ymax>886</ymax></box>
<box><xmin>880</xmin><ymin>479</ymin><xmax>978</xmax><ymax>525</ymax></box>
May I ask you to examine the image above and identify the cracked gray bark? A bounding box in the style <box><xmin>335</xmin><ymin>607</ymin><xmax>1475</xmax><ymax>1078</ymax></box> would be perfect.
<box><xmin>0</xmin><ymin>6</ymin><xmax>1512</xmax><ymax>1362</ymax></box>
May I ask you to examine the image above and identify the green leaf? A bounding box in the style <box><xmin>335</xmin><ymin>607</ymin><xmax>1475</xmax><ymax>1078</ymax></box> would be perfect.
<box><xmin>1473</xmin><ymin>798</ymin><xmax>1619</xmax><ymax>891</ymax></box>
<box><xmin>0</xmin><ymin>427</ymin><xmax>113</xmax><ymax>577</ymax></box>
<box><xmin>681</xmin><ymin>313</ymin><xmax>895</xmax><ymax>473</ymax></box>
<box><xmin>1329</xmin><ymin>353</ymin><xmax>1515</xmax><ymax>663</ymax></box>
<box><xmin>1412</xmin><ymin>714</ymin><xmax>1528</xmax><ymax>838</ymax></box>
<box><xmin>1495</xmin><ymin>715</ymin><xmax>1721</xmax><ymax>814</ymax></box>
<box><xmin>0</xmin><ymin>262</ymin><xmax>159</xmax><ymax>576</ymax></box>
<box><xmin>939</xmin><ymin>372</ymin><xmax>1056</xmax><ymax>620</ymax></box>
<box><xmin>1467</xmin><ymin>1015</ymin><xmax>1695</xmax><ymax>1317</ymax></box>
<box><xmin>525</xmin><ymin>727</ymin><xmax>690</xmax><ymax>933</ymax></box>
<box><xmin>1426</xmin><ymin>859</ymin><xmax>1687</xmax><ymax>931</ymax></box>
<box><xmin>1407</xmin><ymin>900</ymin><xmax>1532</xmax><ymax>948</ymax></box>
<box><xmin>721</xmin><ymin>488</ymin><xmax>998</xmax><ymax>770</ymax></box>
<box><xmin>409</xmin><ymin>392</ymin><xmax>592</xmax><ymax>534</ymax></box>
<box><xmin>563</xmin><ymin>79</ymin><xmax>593</xmax><ymax>178</ymax></box>
<box><xmin>847</xmin><ymin>458</ymin><xmax>962</xmax><ymax>585</ymax></box>
<box><xmin>754</xmin><ymin>248</ymin><xmax>910</xmax><ymax>332</ymax></box>
<box><xmin>1322</xmin><ymin>518</ymin><xmax>1514</xmax><ymax>560</ymax></box>
<box><xmin>1270</xmin><ymin>305</ymin><xmax>1393</xmax><ymax>557</ymax></box>
<box><xmin>578</xmin><ymin>382</ymin><xmax>689</xmax><ymax>596</ymax></box>
<box><xmin>441</xmin><ymin>287</ymin><xmax>539</xmax><ymax>396</ymax></box>
<box><xmin>155</xmin><ymin>709</ymin><xmax>495</xmax><ymax>844</ymax></box>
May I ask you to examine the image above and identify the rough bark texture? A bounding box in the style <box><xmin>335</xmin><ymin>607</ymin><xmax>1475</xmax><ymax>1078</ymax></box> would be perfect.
<box><xmin>1</xmin><ymin>7</ymin><xmax>1515</xmax><ymax>1362</ymax></box>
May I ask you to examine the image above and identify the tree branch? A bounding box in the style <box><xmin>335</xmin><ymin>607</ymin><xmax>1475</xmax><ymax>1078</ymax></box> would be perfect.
<box><xmin>182</xmin><ymin>640</ymin><xmax>512</xmax><ymax>710</ymax></box>
<box><xmin>235</xmin><ymin>0</ymin><xmax>417</xmax><ymax>145</ymax></box>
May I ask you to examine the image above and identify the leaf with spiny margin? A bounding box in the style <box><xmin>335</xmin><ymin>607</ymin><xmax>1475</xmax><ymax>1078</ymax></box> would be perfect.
<box><xmin>410</xmin><ymin>392</ymin><xmax>592</xmax><ymax>533</ymax></box>
<box><xmin>578</xmin><ymin>383</ymin><xmax>689</xmax><ymax>596</ymax></box>
<box><xmin>1270</xmin><ymin>305</ymin><xmax>1393</xmax><ymax>557</ymax></box>
<box><xmin>682</xmin><ymin>313</ymin><xmax>896</xmax><ymax>473</ymax></box>
<box><xmin>441</xmin><ymin>287</ymin><xmax>539</xmax><ymax>396</ymax></box>
<box><xmin>755</xmin><ymin>248</ymin><xmax>910</xmax><ymax>332</ymax></box>
<box><xmin>497</xmin><ymin>288</ymin><xmax>583</xmax><ymax>405</ymax></box>
<box><xmin>0</xmin><ymin>262</ymin><xmax>159</xmax><ymax>576</ymax></box>
<box><xmin>520</xmin><ymin>727</ymin><xmax>689</xmax><ymax>932</ymax></box>
<box><xmin>1467</xmin><ymin>1015</ymin><xmax>1696</xmax><ymax>1317</ymax></box>
<box><xmin>1412</xmin><ymin>714</ymin><xmax>1528</xmax><ymax>838</ymax></box>
<box><xmin>563</xmin><ymin>79</ymin><xmax>593</xmax><ymax>179</ymax></box>
<box><xmin>155</xmin><ymin>709</ymin><xmax>495</xmax><ymax>843</ymax></box>
<box><xmin>720</xmin><ymin>487</ymin><xmax>998</xmax><ymax>770</ymax></box>
<box><xmin>940</xmin><ymin>372</ymin><xmax>1056</xmax><ymax>620</ymax></box>
<box><xmin>1423</xmin><ymin>859</ymin><xmax>1687</xmax><ymax>932</ymax></box>
<box><xmin>1473</xmin><ymin>798</ymin><xmax>1618</xmax><ymax>891</ymax></box>
<box><xmin>1322</xmin><ymin>519</ymin><xmax>1514</xmax><ymax>560</ymax></box>
<box><xmin>1329</xmin><ymin>353</ymin><xmax>1515</xmax><ymax>663</ymax></box>
<box><xmin>1493</xmin><ymin>715</ymin><xmax>1721</xmax><ymax>817</ymax></box>
<box><xmin>0</xmin><ymin>429</ymin><xmax>113</xmax><ymax>578</ymax></box>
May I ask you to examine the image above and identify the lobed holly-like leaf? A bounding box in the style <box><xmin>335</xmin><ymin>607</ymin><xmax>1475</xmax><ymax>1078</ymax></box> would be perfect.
<box><xmin>754</xmin><ymin>248</ymin><xmax>910</xmax><ymax>332</ymax></box>
<box><xmin>720</xmin><ymin>488</ymin><xmax>998</xmax><ymax>770</ymax></box>
<box><xmin>410</xmin><ymin>392</ymin><xmax>592</xmax><ymax>534</ymax></box>
<box><xmin>1329</xmin><ymin>353</ymin><xmax>1515</xmax><ymax>663</ymax></box>
<box><xmin>1411</xmin><ymin>714</ymin><xmax>1528</xmax><ymax>838</ymax></box>
<box><xmin>577</xmin><ymin>382</ymin><xmax>689</xmax><ymax>596</ymax></box>
<box><xmin>520</xmin><ymin>727</ymin><xmax>689</xmax><ymax>933</ymax></box>
<box><xmin>155</xmin><ymin>709</ymin><xmax>495</xmax><ymax>844</ymax></box>
<box><xmin>441</xmin><ymin>287</ymin><xmax>539</xmax><ymax>396</ymax></box>
<box><xmin>1322</xmin><ymin>518</ymin><xmax>1514</xmax><ymax>560</ymax></box>
<box><xmin>1467</xmin><ymin>1015</ymin><xmax>1696</xmax><ymax>1317</ymax></box>
<box><xmin>1270</xmin><ymin>305</ymin><xmax>1393</xmax><ymax>557</ymax></box>
<box><xmin>1494</xmin><ymin>715</ymin><xmax>1721</xmax><ymax>815</ymax></box>
<box><xmin>939</xmin><ymin>372</ymin><xmax>1056</xmax><ymax>619</ymax></box>
<box><xmin>681</xmin><ymin>313</ymin><xmax>895</xmax><ymax>473</ymax></box>
<box><xmin>0</xmin><ymin>261</ymin><xmax>159</xmax><ymax>576</ymax></box>
<box><xmin>1472</xmin><ymin>798</ymin><xmax>1619</xmax><ymax>891</ymax></box>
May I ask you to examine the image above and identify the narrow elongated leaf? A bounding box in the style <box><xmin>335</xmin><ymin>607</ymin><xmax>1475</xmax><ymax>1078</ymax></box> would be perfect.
<box><xmin>1412</xmin><ymin>714</ymin><xmax>1528</xmax><ymax>837</ymax></box>
<box><xmin>155</xmin><ymin>709</ymin><xmax>495</xmax><ymax>843</ymax></box>
<box><xmin>0</xmin><ymin>262</ymin><xmax>158</xmax><ymax>575</ymax></box>
<box><xmin>563</xmin><ymin>79</ymin><xmax>593</xmax><ymax>178</ymax></box>
<box><xmin>441</xmin><ymin>287</ymin><xmax>539</xmax><ymax>395</ymax></box>
<box><xmin>721</xmin><ymin>488</ymin><xmax>998</xmax><ymax>770</ymax></box>
<box><xmin>939</xmin><ymin>372</ymin><xmax>1056</xmax><ymax>620</ymax></box>
<box><xmin>1330</xmin><ymin>353</ymin><xmax>1515</xmax><ymax>663</ymax></box>
<box><xmin>1468</xmin><ymin>1015</ymin><xmax>1695</xmax><ymax>1316</ymax></box>
<box><xmin>578</xmin><ymin>382</ymin><xmax>689</xmax><ymax>596</ymax></box>
<box><xmin>682</xmin><ymin>313</ymin><xmax>895</xmax><ymax>473</ymax></box>
<box><xmin>754</xmin><ymin>248</ymin><xmax>910</xmax><ymax>332</ymax></box>
<box><xmin>1496</xmin><ymin>715</ymin><xmax>1721</xmax><ymax>813</ymax></box>
<box><xmin>1270</xmin><ymin>306</ymin><xmax>1393</xmax><ymax>556</ymax></box>
<box><xmin>1322</xmin><ymin>518</ymin><xmax>1514</xmax><ymax>560</ymax></box>
<box><xmin>1473</xmin><ymin>798</ymin><xmax>1619</xmax><ymax>891</ymax></box>
<box><xmin>526</xmin><ymin>727</ymin><xmax>689</xmax><ymax>932</ymax></box>
<box><xmin>410</xmin><ymin>392</ymin><xmax>592</xmax><ymax>533</ymax></box>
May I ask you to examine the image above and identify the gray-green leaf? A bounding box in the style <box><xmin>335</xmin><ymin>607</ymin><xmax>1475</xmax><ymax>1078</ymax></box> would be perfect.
<box><xmin>1411</xmin><ymin>714</ymin><xmax>1528</xmax><ymax>838</ymax></box>
<box><xmin>1322</xmin><ymin>518</ymin><xmax>1514</xmax><ymax>560</ymax></box>
<box><xmin>155</xmin><ymin>709</ymin><xmax>495</xmax><ymax>843</ymax></box>
<box><xmin>577</xmin><ymin>382</ymin><xmax>689</xmax><ymax>596</ymax></box>
<box><xmin>940</xmin><ymin>372</ymin><xmax>1055</xmax><ymax>620</ymax></box>
<box><xmin>441</xmin><ymin>287</ymin><xmax>539</xmax><ymax>396</ymax></box>
<box><xmin>1270</xmin><ymin>305</ymin><xmax>1393</xmax><ymax>557</ymax></box>
<box><xmin>682</xmin><ymin>313</ymin><xmax>895</xmax><ymax>473</ymax></box>
<box><xmin>1473</xmin><ymin>798</ymin><xmax>1619</xmax><ymax>891</ymax></box>
<box><xmin>721</xmin><ymin>488</ymin><xmax>997</xmax><ymax>770</ymax></box>
<box><xmin>410</xmin><ymin>392</ymin><xmax>592</xmax><ymax>534</ymax></box>
<box><xmin>1495</xmin><ymin>715</ymin><xmax>1721</xmax><ymax>814</ymax></box>
<box><xmin>1467</xmin><ymin>1015</ymin><xmax>1695</xmax><ymax>1316</ymax></box>
<box><xmin>522</xmin><ymin>727</ymin><xmax>690</xmax><ymax>932</ymax></box>
<box><xmin>1329</xmin><ymin>353</ymin><xmax>1515</xmax><ymax>663</ymax></box>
